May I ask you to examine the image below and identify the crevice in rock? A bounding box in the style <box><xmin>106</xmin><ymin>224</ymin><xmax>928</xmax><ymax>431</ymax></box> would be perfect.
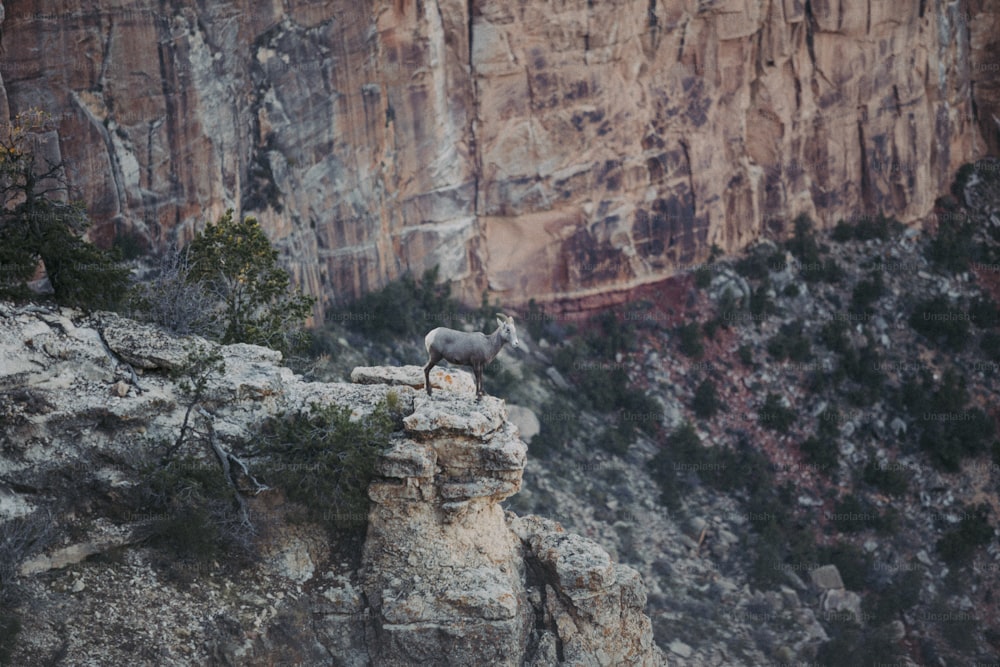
<box><xmin>857</xmin><ymin>118</ymin><xmax>872</xmax><ymax>210</ymax></box>
<box><xmin>467</xmin><ymin>0</ymin><xmax>481</xmax><ymax>217</ymax></box>
<box><xmin>523</xmin><ymin>552</ymin><xmax>565</xmax><ymax>662</ymax></box>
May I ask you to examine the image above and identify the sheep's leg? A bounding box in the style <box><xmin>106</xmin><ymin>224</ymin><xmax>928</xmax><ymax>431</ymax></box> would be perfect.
<box><xmin>473</xmin><ymin>364</ymin><xmax>484</xmax><ymax>401</ymax></box>
<box><xmin>424</xmin><ymin>351</ymin><xmax>443</xmax><ymax>396</ymax></box>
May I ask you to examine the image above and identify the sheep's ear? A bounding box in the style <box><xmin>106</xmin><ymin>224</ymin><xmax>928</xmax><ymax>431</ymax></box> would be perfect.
<box><xmin>496</xmin><ymin>315</ymin><xmax>505</xmax><ymax>327</ymax></box>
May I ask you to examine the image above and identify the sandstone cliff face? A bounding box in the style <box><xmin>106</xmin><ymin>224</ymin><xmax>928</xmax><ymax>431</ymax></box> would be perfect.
<box><xmin>0</xmin><ymin>305</ymin><xmax>665</xmax><ymax>665</ymax></box>
<box><xmin>0</xmin><ymin>1</ymin><xmax>997</xmax><ymax>315</ymax></box>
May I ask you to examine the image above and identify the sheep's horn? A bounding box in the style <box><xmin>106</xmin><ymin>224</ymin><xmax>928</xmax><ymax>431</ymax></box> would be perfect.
<box><xmin>496</xmin><ymin>313</ymin><xmax>509</xmax><ymax>322</ymax></box>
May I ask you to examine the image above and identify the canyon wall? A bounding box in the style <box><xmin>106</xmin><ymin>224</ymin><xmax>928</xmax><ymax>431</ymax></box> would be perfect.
<box><xmin>1</xmin><ymin>0</ymin><xmax>997</xmax><ymax>317</ymax></box>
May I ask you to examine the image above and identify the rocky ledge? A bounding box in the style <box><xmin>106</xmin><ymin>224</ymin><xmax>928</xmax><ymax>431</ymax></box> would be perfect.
<box><xmin>0</xmin><ymin>304</ymin><xmax>665</xmax><ymax>666</ymax></box>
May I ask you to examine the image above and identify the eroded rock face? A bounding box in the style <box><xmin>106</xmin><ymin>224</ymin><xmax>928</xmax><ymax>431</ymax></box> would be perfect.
<box><xmin>0</xmin><ymin>303</ymin><xmax>666</xmax><ymax>665</ymax></box>
<box><xmin>1</xmin><ymin>2</ymin><xmax>997</xmax><ymax>317</ymax></box>
<box><xmin>359</xmin><ymin>380</ymin><xmax>666</xmax><ymax>666</ymax></box>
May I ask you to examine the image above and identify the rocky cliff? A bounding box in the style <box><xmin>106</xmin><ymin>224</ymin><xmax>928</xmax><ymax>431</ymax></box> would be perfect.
<box><xmin>1</xmin><ymin>1</ymin><xmax>998</xmax><ymax>316</ymax></box>
<box><xmin>0</xmin><ymin>304</ymin><xmax>665</xmax><ymax>665</ymax></box>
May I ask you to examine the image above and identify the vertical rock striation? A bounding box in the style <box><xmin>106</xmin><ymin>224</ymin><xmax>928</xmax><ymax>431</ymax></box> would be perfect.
<box><xmin>1</xmin><ymin>1</ymin><xmax>997</xmax><ymax>314</ymax></box>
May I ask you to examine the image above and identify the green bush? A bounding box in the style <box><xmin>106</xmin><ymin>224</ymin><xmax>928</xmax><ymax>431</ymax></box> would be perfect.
<box><xmin>982</xmin><ymin>331</ymin><xmax>1000</xmax><ymax>362</ymax></box>
<box><xmin>829</xmin><ymin>494</ymin><xmax>888</xmax><ymax>533</ymax></box>
<box><xmin>186</xmin><ymin>209</ymin><xmax>315</xmax><ymax>354</ymax></box>
<box><xmin>735</xmin><ymin>249</ymin><xmax>772</xmax><ymax>281</ymax></box>
<box><xmin>818</xmin><ymin>258</ymin><xmax>846</xmax><ymax>284</ymax></box>
<box><xmin>694</xmin><ymin>264</ymin><xmax>713</xmax><ymax>289</ymax></box>
<box><xmin>969</xmin><ymin>296</ymin><xmax>999</xmax><ymax>328</ymax></box>
<box><xmin>919</xmin><ymin>407</ymin><xmax>995</xmax><ymax>472</ymax></box>
<box><xmin>533</xmin><ymin>395</ymin><xmax>581</xmax><ymax>458</ymax></box>
<box><xmin>800</xmin><ymin>435</ymin><xmax>838</xmax><ymax>473</ymax></box>
<box><xmin>864</xmin><ymin>569</ymin><xmax>921</xmax><ymax>625</ymax></box>
<box><xmin>862</xmin><ymin>459</ymin><xmax>909</xmax><ymax>497</ymax></box>
<box><xmin>831</xmin><ymin>213</ymin><xmax>900</xmax><ymax>243</ymax></box>
<box><xmin>342</xmin><ymin>266</ymin><xmax>460</xmax><ymax>343</ymax></box>
<box><xmin>738</xmin><ymin>344</ymin><xmax>754</xmax><ymax>366</ymax></box>
<box><xmin>139</xmin><ymin>454</ymin><xmax>253</xmax><ymax>564</ymax></box>
<box><xmin>767</xmin><ymin>320</ymin><xmax>812</xmax><ymax>362</ymax></box>
<box><xmin>0</xmin><ymin>612</ymin><xmax>20</xmax><ymax>666</ymax></box>
<box><xmin>950</xmin><ymin>163</ymin><xmax>976</xmax><ymax>203</ymax></box>
<box><xmin>675</xmin><ymin>321</ymin><xmax>704</xmax><ymax>359</ymax></box>
<box><xmin>851</xmin><ymin>270</ymin><xmax>885</xmax><ymax>314</ymax></box>
<box><xmin>903</xmin><ymin>368</ymin><xmax>995</xmax><ymax>471</ymax></box>
<box><xmin>909</xmin><ymin>297</ymin><xmax>971</xmax><ymax>352</ymax></box>
<box><xmin>937</xmin><ymin>504</ymin><xmax>992</xmax><ymax>566</ymax></box>
<box><xmin>838</xmin><ymin>339</ymin><xmax>883</xmax><ymax>405</ymax></box>
<box><xmin>818</xmin><ymin>541</ymin><xmax>872</xmax><ymax>590</ymax></box>
<box><xmin>815</xmin><ymin>621</ymin><xmax>904</xmax><ymax>667</ymax></box>
<box><xmin>260</xmin><ymin>401</ymin><xmax>396</xmax><ymax>533</ymax></box>
<box><xmin>832</xmin><ymin>219</ymin><xmax>854</xmax><ymax>242</ymax></box>
<box><xmin>819</xmin><ymin>320</ymin><xmax>850</xmax><ymax>354</ymax></box>
<box><xmin>749</xmin><ymin>280</ymin><xmax>778</xmax><ymax>319</ymax></box>
<box><xmin>758</xmin><ymin>393</ymin><xmax>796</xmax><ymax>433</ymax></box>
<box><xmin>691</xmin><ymin>379</ymin><xmax>720</xmax><ymax>419</ymax></box>
<box><xmin>925</xmin><ymin>211</ymin><xmax>977</xmax><ymax>273</ymax></box>
<box><xmin>786</xmin><ymin>214</ymin><xmax>821</xmax><ymax>261</ymax></box>
<box><xmin>0</xmin><ymin>110</ymin><xmax>130</xmax><ymax>311</ymax></box>
<box><xmin>854</xmin><ymin>213</ymin><xmax>900</xmax><ymax>242</ymax></box>
<box><xmin>648</xmin><ymin>422</ymin><xmax>702</xmax><ymax>509</ymax></box>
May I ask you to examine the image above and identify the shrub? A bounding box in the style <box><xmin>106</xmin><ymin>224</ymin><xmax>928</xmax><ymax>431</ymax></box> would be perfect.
<box><xmin>937</xmin><ymin>504</ymin><xmax>992</xmax><ymax>566</ymax></box>
<box><xmin>694</xmin><ymin>264</ymin><xmax>713</xmax><ymax>289</ymax></box>
<box><xmin>800</xmin><ymin>435</ymin><xmax>838</xmax><ymax>473</ymax></box>
<box><xmin>586</xmin><ymin>309</ymin><xmax>637</xmax><ymax>360</ymax></box>
<box><xmin>340</xmin><ymin>266</ymin><xmax>458</xmax><ymax>343</ymax></box>
<box><xmin>648</xmin><ymin>422</ymin><xmax>702</xmax><ymax>509</ymax></box>
<box><xmin>818</xmin><ymin>258</ymin><xmax>846</xmax><ymax>284</ymax></box>
<box><xmin>830</xmin><ymin>495</ymin><xmax>881</xmax><ymax>533</ymax></box>
<box><xmin>675</xmin><ymin>321</ymin><xmax>704</xmax><ymax>359</ymax></box>
<box><xmin>925</xmin><ymin>211</ymin><xmax>976</xmax><ymax>273</ymax></box>
<box><xmin>186</xmin><ymin>209</ymin><xmax>315</xmax><ymax>355</ymax></box>
<box><xmin>767</xmin><ymin>320</ymin><xmax>812</xmax><ymax>362</ymax></box>
<box><xmin>832</xmin><ymin>219</ymin><xmax>854</xmax><ymax>242</ymax></box>
<box><xmin>864</xmin><ymin>569</ymin><xmax>921</xmax><ymax>624</ymax></box>
<box><xmin>862</xmin><ymin>459</ymin><xmax>909</xmax><ymax>497</ymax></box>
<box><xmin>815</xmin><ymin>621</ymin><xmax>904</xmax><ymax>667</ymax></box>
<box><xmin>853</xmin><ymin>213</ymin><xmax>900</xmax><ymax>241</ymax></box>
<box><xmin>982</xmin><ymin>331</ymin><xmax>1000</xmax><ymax>362</ymax></box>
<box><xmin>749</xmin><ymin>280</ymin><xmax>779</xmax><ymax>319</ymax></box>
<box><xmin>851</xmin><ymin>270</ymin><xmax>885</xmax><ymax>314</ymax></box>
<box><xmin>0</xmin><ymin>612</ymin><xmax>20</xmax><ymax>667</ymax></box>
<box><xmin>691</xmin><ymin>379</ymin><xmax>720</xmax><ymax>419</ymax></box>
<box><xmin>0</xmin><ymin>512</ymin><xmax>51</xmax><ymax>604</ymax></box>
<box><xmin>533</xmin><ymin>395</ymin><xmax>581</xmax><ymax>458</ymax></box>
<box><xmin>919</xmin><ymin>407</ymin><xmax>995</xmax><ymax>472</ymax></box>
<box><xmin>785</xmin><ymin>214</ymin><xmax>822</xmax><ymax>266</ymax></box>
<box><xmin>738</xmin><ymin>343</ymin><xmax>754</xmax><ymax>366</ymax></box>
<box><xmin>735</xmin><ymin>250</ymin><xmax>772</xmax><ymax>281</ymax></box>
<box><xmin>951</xmin><ymin>162</ymin><xmax>976</xmax><ymax>204</ymax></box>
<box><xmin>138</xmin><ymin>453</ymin><xmax>254</xmax><ymax>564</ymax></box>
<box><xmin>260</xmin><ymin>401</ymin><xmax>396</xmax><ymax>534</ymax></box>
<box><xmin>129</xmin><ymin>245</ymin><xmax>222</xmax><ymax>338</ymax></box>
<box><xmin>969</xmin><ymin>296</ymin><xmax>999</xmax><ymax>328</ymax></box>
<box><xmin>0</xmin><ymin>109</ymin><xmax>130</xmax><ymax>310</ymax></box>
<box><xmin>819</xmin><ymin>319</ymin><xmax>850</xmax><ymax>354</ymax></box>
<box><xmin>818</xmin><ymin>541</ymin><xmax>872</xmax><ymax>590</ymax></box>
<box><xmin>838</xmin><ymin>340</ymin><xmax>883</xmax><ymax>404</ymax></box>
<box><xmin>758</xmin><ymin>393</ymin><xmax>796</xmax><ymax>434</ymax></box>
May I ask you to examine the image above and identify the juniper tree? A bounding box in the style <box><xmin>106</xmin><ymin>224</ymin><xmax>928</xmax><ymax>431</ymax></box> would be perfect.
<box><xmin>0</xmin><ymin>109</ymin><xmax>129</xmax><ymax>309</ymax></box>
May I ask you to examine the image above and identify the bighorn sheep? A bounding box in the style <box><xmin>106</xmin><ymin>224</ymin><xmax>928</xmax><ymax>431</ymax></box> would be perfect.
<box><xmin>423</xmin><ymin>313</ymin><xmax>519</xmax><ymax>400</ymax></box>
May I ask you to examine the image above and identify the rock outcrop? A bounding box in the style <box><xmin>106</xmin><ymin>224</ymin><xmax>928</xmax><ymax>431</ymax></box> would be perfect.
<box><xmin>1</xmin><ymin>1</ymin><xmax>997</xmax><ymax>316</ymax></box>
<box><xmin>0</xmin><ymin>303</ymin><xmax>665</xmax><ymax>665</ymax></box>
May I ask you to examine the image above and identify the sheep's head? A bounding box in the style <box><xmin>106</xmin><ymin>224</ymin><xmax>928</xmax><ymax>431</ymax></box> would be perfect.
<box><xmin>496</xmin><ymin>313</ymin><xmax>519</xmax><ymax>348</ymax></box>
